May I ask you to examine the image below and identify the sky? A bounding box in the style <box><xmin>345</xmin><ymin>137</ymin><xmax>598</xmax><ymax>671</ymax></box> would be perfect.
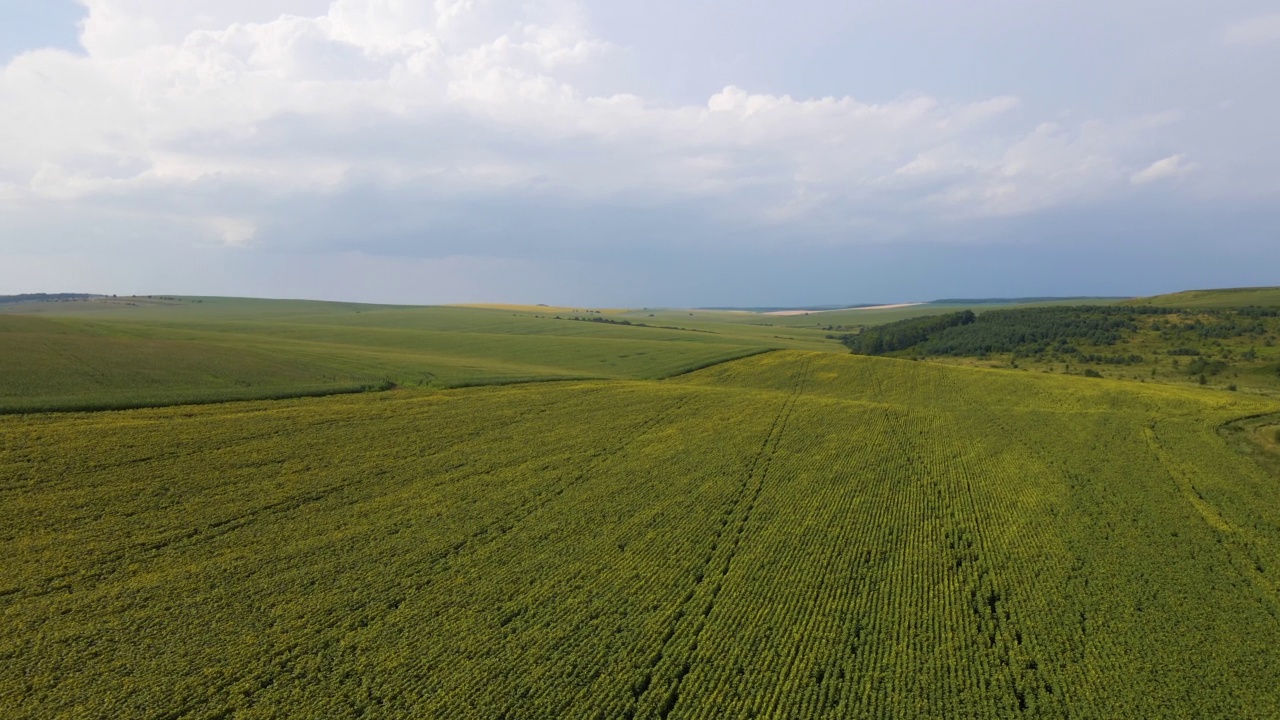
<box><xmin>0</xmin><ymin>0</ymin><xmax>1277</xmax><ymax>306</ymax></box>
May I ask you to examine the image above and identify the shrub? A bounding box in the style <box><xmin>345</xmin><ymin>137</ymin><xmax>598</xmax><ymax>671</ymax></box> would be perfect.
<box><xmin>1187</xmin><ymin>357</ymin><xmax>1228</xmax><ymax>376</ymax></box>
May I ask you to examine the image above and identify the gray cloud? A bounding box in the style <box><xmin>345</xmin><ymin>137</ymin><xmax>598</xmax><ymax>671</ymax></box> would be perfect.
<box><xmin>0</xmin><ymin>0</ymin><xmax>1276</xmax><ymax>302</ymax></box>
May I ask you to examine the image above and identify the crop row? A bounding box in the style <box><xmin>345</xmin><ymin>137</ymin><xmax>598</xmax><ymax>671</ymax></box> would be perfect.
<box><xmin>3</xmin><ymin>352</ymin><xmax>1280</xmax><ymax>718</ymax></box>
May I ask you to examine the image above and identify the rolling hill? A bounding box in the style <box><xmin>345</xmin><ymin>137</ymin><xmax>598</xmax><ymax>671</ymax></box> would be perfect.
<box><xmin>1123</xmin><ymin>286</ymin><xmax>1280</xmax><ymax>308</ymax></box>
<box><xmin>0</xmin><ymin>297</ymin><xmax>836</xmax><ymax>412</ymax></box>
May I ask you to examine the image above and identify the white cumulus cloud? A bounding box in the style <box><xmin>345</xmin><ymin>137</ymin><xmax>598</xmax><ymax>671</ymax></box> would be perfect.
<box><xmin>0</xmin><ymin>0</ymin><xmax>1199</xmax><ymax>257</ymax></box>
<box><xmin>1130</xmin><ymin>155</ymin><xmax>1193</xmax><ymax>185</ymax></box>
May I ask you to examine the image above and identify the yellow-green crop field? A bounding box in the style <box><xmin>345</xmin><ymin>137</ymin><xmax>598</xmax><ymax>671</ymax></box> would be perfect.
<box><xmin>4</xmin><ymin>351</ymin><xmax>1280</xmax><ymax>718</ymax></box>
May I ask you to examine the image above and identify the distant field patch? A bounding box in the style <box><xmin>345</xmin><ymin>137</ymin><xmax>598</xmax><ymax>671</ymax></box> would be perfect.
<box><xmin>451</xmin><ymin>302</ymin><xmax>591</xmax><ymax>313</ymax></box>
<box><xmin>1124</xmin><ymin>286</ymin><xmax>1280</xmax><ymax>308</ymax></box>
<box><xmin>763</xmin><ymin>302</ymin><xmax>925</xmax><ymax>315</ymax></box>
<box><xmin>0</xmin><ymin>301</ymin><xmax>838</xmax><ymax>412</ymax></box>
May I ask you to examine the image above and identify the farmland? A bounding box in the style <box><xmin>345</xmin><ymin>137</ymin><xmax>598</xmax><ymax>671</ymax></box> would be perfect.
<box><xmin>4</xmin><ymin>349</ymin><xmax>1280</xmax><ymax>718</ymax></box>
<box><xmin>0</xmin><ymin>297</ymin><xmax>835</xmax><ymax>412</ymax></box>
<box><xmin>0</xmin><ymin>294</ymin><xmax>1143</xmax><ymax>413</ymax></box>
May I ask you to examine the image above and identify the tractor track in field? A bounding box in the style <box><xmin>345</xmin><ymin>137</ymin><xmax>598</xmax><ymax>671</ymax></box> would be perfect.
<box><xmin>625</xmin><ymin>356</ymin><xmax>811</xmax><ymax>720</ymax></box>
<box><xmin>1147</xmin><ymin>421</ymin><xmax>1280</xmax><ymax>619</ymax></box>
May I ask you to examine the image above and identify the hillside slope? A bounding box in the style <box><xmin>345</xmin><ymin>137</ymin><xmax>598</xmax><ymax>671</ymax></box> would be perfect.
<box><xmin>840</xmin><ymin>304</ymin><xmax>1280</xmax><ymax>393</ymax></box>
<box><xmin>1123</xmin><ymin>286</ymin><xmax>1280</xmax><ymax>308</ymax></box>
<box><xmin>0</xmin><ymin>298</ymin><xmax>836</xmax><ymax>412</ymax></box>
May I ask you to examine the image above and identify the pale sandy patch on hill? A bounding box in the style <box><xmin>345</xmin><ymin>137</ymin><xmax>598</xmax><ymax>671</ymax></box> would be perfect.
<box><xmin>453</xmin><ymin>304</ymin><xmax>625</xmax><ymax>314</ymax></box>
<box><xmin>763</xmin><ymin>303</ymin><xmax>924</xmax><ymax>316</ymax></box>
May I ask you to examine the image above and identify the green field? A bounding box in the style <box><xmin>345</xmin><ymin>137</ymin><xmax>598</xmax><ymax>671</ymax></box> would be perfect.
<box><xmin>0</xmin><ymin>297</ymin><xmax>836</xmax><ymax>412</ymax></box>
<box><xmin>4</xmin><ymin>349</ymin><xmax>1280</xmax><ymax>718</ymax></box>
<box><xmin>1123</xmin><ymin>287</ymin><xmax>1280</xmax><ymax>309</ymax></box>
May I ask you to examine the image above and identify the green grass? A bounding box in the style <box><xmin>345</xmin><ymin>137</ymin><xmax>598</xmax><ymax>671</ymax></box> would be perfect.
<box><xmin>0</xmin><ymin>315</ymin><xmax>390</xmax><ymax>412</ymax></box>
<box><xmin>3</xmin><ymin>351</ymin><xmax>1280</xmax><ymax>717</ymax></box>
<box><xmin>1123</xmin><ymin>286</ymin><xmax>1280</xmax><ymax>308</ymax></box>
<box><xmin>0</xmin><ymin>298</ymin><xmax>837</xmax><ymax>412</ymax></box>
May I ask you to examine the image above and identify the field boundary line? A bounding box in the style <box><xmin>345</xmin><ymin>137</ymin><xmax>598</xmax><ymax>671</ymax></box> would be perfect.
<box><xmin>0</xmin><ymin>345</ymin><xmax>777</xmax><ymax>416</ymax></box>
<box><xmin>0</xmin><ymin>382</ymin><xmax>389</xmax><ymax>416</ymax></box>
<box><xmin>657</xmin><ymin>348</ymin><xmax>779</xmax><ymax>380</ymax></box>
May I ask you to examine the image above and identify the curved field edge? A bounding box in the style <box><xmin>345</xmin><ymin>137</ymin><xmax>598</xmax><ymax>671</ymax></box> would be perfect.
<box><xmin>0</xmin><ymin>382</ymin><xmax>391</xmax><ymax>416</ymax></box>
<box><xmin>1219</xmin><ymin>410</ymin><xmax>1280</xmax><ymax>480</ymax></box>
<box><xmin>0</xmin><ymin>308</ymin><xmax>788</xmax><ymax>414</ymax></box>
<box><xmin>4</xmin><ymin>352</ymin><xmax>1280</xmax><ymax>717</ymax></box>
<box><xmin>0</xmin><ymin>348</ymin><xmax>776</xmax><ymax>416</ymax></box>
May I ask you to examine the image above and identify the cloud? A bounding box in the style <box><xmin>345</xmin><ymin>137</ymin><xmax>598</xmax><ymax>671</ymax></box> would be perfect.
<box><xmin>0</xmin><ymin>246</ymin><xmax>624</xmax><ymax>304</ymax></box>
<box><xmin>1130</xmin><ymin>155</ymin><xmax>1193</xmax><ymax>185</ymax></box>
<box><xmin>0</xmin><ymin>0</ymin><xmax>1202</xmax><ymax>261</ymax></box>
<box><xmin>1224</xmin><ymin>14</ymin><xmax>1280</xmax><ymax>46</ymax></box>
<box><xmin>210</xmin><ymin>216</ymin><xmax>257</xmax><ymax>246</ymax></box>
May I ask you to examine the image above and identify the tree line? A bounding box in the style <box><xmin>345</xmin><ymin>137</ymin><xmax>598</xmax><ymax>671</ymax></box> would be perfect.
<box><xmin>842</xmin><ymin>305</ymin><xmax>1277</xmax><ymax>359</ymax></box>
